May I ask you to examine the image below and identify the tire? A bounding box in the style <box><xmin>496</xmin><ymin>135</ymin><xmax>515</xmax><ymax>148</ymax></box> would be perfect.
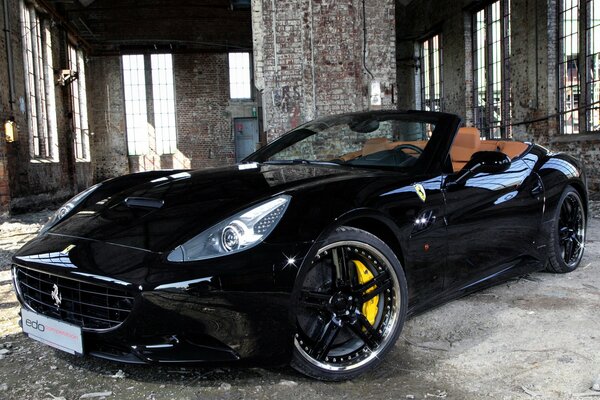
<box><xmin>290</xmin><ymin>226</ymin><xmax>408</xmax><ymax>381</ymax></box>
<box><xmin>546</xmin><ymin>186</ymin><xmax>586</xmax><ymax>273</ymax></box>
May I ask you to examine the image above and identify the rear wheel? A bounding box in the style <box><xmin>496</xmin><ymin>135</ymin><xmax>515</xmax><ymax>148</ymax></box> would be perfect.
<box><xmin>546</xmin><ymin>186</ymin><xmax>586</xmax><ymax>273</ymax></box>
<box><xmin>291</xmin><ymin>226</ymin><xmax>407</xmax><ymax>381</ymax></box>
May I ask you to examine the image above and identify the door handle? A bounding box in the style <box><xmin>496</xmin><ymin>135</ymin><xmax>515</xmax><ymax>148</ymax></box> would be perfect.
<box><xmin>530</xmin><ymin>177</ymin><xmax>543</xmax><ymax>197</ymax></box>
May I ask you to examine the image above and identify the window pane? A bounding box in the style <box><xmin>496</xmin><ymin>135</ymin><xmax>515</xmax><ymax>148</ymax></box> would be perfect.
<box><xmin>228</xmin><ymin>52</ymin><xmax>252</xmax><ymax>99</ymax></box>
<box><xmin>559</xmin><ymin>0</ymin><xmax>580</xmax><ymax>134</ymax></box>
<box><xmin>151</xmin><ymin>54</ymin><xmax>177</xmax><ymax>155</ymax></box>
<box><xmin>122</xmin><ymin>55</ymin><xmax>149</xmax><ymax>155</ymax></box>
<box><xmin>472</xmin><ymin>1</ymin><xmax>511</xmax><ymax>139</ymax></box>
<box><xmin>419</xmin><ymin>34</ymin><xmax>443</xmax><ymax>112</ymax></box>
<box><xmin>587</xmin><ymin>0</ymin><xmax>600</xmax><ymax>131</ymax></box>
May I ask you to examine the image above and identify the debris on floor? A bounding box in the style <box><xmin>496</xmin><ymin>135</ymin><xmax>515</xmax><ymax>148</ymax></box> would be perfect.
<box><xmin>0</xmin><ymin>207</ymin><xmax>598</xmax><ymax>399</ymax></box>
<box><xmin>79</xmin><ymin>391</ymin><xmax>112</xmax><ymax>399</ymax></box>
<box><xmin>593</xmin><ymin>375</ymin><xmax>600</xmax><ymax>391</ymax></box>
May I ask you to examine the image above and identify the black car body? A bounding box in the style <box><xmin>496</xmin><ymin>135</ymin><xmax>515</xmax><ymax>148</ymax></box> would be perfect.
<box><xmin>12</xmin><ymin>110</ymin><xmax>587</xmax><ymax>380</ymax></box>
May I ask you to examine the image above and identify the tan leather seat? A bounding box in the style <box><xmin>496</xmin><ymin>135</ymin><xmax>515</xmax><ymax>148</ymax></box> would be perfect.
<box><xmin>362</xmin><ymin>137</ymin><xmax>391</xmax><ymax>156</ymax></box>
<box><xmin>450</xmin><ymin>127</ymin><xmax>481</xmax><ymax>171</ymax></box>
<box><xmin>496</xmin><ymin>141</ymin><xmax>529</xmax><ymax>159</ymax></box>
<box><xmin>479</xmin><ymin>140</ymin><xmax>530</xmax><ymax>159</ymax></box>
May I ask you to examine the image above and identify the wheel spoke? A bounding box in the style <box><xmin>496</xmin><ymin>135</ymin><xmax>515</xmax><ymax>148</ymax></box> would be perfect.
<box><xmin>300</xmin><ymin>290</ymin><xmax>331</xmax><ymax>311</ymax></box>
<box><xmin>331</xmin><ymin>247</ymin><xmax>351</xmax><ymax>289</ymax></box>
<box><xmin>569</xmin><ymin>201</ymin><xmax>579</xmax><ymax>226</ymax></box>
<box><xmin>349</xmin><ymin>313</ymin><xmax>382</xmax><ymax>350</ymax></box>
<box><xmin>559</xmin><ymin>227</ymin><xmax>570</xmax><ymax>242</ymax></box>
<box><xmin>353</xmin><ymin>271</ymin><xmax>389</xmax><ymax>295</ymax></box>
<box><xmin>564</xmin><ymin>238</ymin><xmax>574</xmax><ymax>263</ymax></box>
<box><xmin>360</xmin><ymin>278</ymin><xmax>393</xmax><ymax>302</ymax></box>
<box><xmin>310</xmin><ymin>317</ymin><xmax>342</xmax><ymax>360</ymax></box>
<box><xmin>563</xmin><ymin>201</ymin><xmax>573</xmax><ymax>224</ymax></box>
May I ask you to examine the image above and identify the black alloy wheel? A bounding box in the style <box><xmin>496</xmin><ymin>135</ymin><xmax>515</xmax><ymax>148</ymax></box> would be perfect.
<box><xmin>547</xmin><ymin>186</ymin><xmax>586</xmax><ymax>273</ymax></box>
<box><xmin>291</xmin><ymin>226</ymin><xmax>408</xmax><ymax>381</ymax></box>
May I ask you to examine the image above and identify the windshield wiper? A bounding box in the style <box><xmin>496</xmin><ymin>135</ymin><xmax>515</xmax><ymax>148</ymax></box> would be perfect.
<box><xmin>264</xmin><ymin>159</ymin><xmax>341</xmax><ymax>166</ymax></box>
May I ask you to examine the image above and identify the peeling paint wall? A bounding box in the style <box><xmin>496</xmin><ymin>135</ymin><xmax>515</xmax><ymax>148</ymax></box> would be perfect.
<box><xmin>0</xmin><ymin>0</ymin><xmax>93</xmax><ymax>213</ymax></box>
<box><xmin>396</xmin><ymin>0</ymin><xmax>600</xmax><ymax>190</ymax></box>
<box><xmin>252</xmin><ymin>0</ymin><xmax>397</xmax><ymax>141</ymax></box>
<box><xmin>88</xmin><ymin>53</ymin><xmax>258</xmax><ymax>178</ymax></box>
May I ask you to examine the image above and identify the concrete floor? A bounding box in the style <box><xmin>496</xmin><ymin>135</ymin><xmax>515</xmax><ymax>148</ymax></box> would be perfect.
<box><xmin>0</xmin><ymin>208</ymin><xmax>599</xmax><ymax>400</ymax></box>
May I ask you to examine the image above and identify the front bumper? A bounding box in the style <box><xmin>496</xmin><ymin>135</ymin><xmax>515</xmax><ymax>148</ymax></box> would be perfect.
<box><xmin>12</xmin><ymin>235</ymin><xmax>313</xmax><ymax>366</ymax></box>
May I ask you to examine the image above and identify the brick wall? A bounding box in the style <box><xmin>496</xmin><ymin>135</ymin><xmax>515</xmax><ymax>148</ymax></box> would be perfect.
<box><xmin>252</xmin><ymin>0</ymin><xmax>397</xmax><ymax>141</ymax></box>
<box><xmin>174</xmin><ymin>53</ymin><xmax>237</xmax><ymax>169</ymax></box>
<box><xmin>87</xmin><ymin>56</ymin><xmax>129</xmax><ymax>181</ymax></box>
<box><xmin>0</xmin><ymin>0</ymin><xmax>94</xmax><ymax>213</ymax></box>
<box><xmin>89</xmin><ymin>52</ymin><xmax>257</xmax><ymax>178</ymax></box>
<box><xmin>0</xmin><ymin>0</ymin><xmax>10</xmax><ymax>210</ymax></box>
<box><xmin>396</xmin><ymin>0</ymin><xmax>474</xmax><ymax>120</ymax></box>
<box><xmin>397</xmin><ymin>0</ymin><xmax>600</xmax><ymax>190</ymax></box>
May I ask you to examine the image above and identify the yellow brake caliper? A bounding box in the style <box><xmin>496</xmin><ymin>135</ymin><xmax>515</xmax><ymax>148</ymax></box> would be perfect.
<box><xmin>354</xmin><ymin>260</ymin><xmax>379</xmax><ymax>325</ymax></box>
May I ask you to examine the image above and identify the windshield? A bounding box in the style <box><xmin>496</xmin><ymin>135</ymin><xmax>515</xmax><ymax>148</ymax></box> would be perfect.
<box><xmin>247</xmin><ymin>113</ymin><xmax>437</xmax><ymax>169</ymax></box>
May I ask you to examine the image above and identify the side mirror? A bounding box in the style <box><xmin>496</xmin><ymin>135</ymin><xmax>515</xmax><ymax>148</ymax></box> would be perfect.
<box><xmin>447</xmin><ymin>151</ymin><xmax>511</xmax><ymax>188</ymax></box>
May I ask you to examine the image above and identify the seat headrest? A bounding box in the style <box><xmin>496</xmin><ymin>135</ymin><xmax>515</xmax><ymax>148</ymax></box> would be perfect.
<box><xmin>362</xmin><ymin>137</ymin><xmax>390</xmax><ymax>156</ymax></box>
<box><xmin>454</xmin><ymin>127</ymin><xmax>481</xmax><ymax>149</ymax></box>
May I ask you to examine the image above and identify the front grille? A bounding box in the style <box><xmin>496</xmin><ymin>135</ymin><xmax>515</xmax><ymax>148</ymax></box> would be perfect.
<box><xmin>15</xmin><ymin>267</ymin><xmax>135</xmax><ymax>331</ymax></box>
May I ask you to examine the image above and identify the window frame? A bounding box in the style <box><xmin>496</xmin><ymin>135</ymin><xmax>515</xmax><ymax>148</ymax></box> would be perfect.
<box><xmin>228</xmin><ymin>52</ymin><xmax>253</xmax><ymax>100</ymax></box>
<box><xmin>20</xmin><ymin>1</ymin><xmax>58</xmax><ymax>161</ymax></box>
<box><xmin>419</xmin><ymin>33</ymin><xmax>444</xmax><ymax>112</ymax></box>
<box><xmin>471</xmin><ymin>0</ymin><xmax>512</xmax><ymax>139</ymax></box>
<box><xmin>584</xmin><ymin>0</ymin><xmax>600</xmax><ymax>133</ymax></box>
<box><xmin>150</xmin><ymin>54</ymin><xmax>178</xmax><ymax>155</ymax></box>
<box><xmin>558</xmin><ymin>0</ymin><xmax>600</xmax><ymax>134</ymax></box>
<box><xmin>68</xmin><ymin>44</ymin><xmax>91</xmax><ymax>161</ymax></box>
<box><xmin>122</xmin><ymin>53</ymin><xmax>178</xmax><ymax>156</ymax></box>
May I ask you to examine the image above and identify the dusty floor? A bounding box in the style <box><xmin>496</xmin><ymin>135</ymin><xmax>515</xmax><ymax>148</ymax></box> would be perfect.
<box><xmin>0</xmin><ymin>207</ymin><xmax>599</xmax><ymax>400</ymax></box>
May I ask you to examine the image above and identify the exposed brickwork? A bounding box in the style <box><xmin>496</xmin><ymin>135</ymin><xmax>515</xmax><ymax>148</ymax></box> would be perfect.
<box><xmin>89</xmin><ymin>52</ymin><xmax>257</xmax><ymax>177</ymax></box>
<box><xmin>396</xmin><ymin>0</ymin><xmax>473</xmax><ymax>119</ymax></box>
<box><xmin>0</xmin><ymin>1</ymin><xmax>10</xmax><ymax>210</ymax></box>
<box><xmin>252</xmin><ymin>0</ymin><xmax>397</xmax><ymax>141</ymax></box>
<box><xmin>174</xmin><ymin>53</ymin><xmax>237</xmax><ymax>169</ymax></box>
<box><xmin>397</xmin><ymin>0</ymin><xmax>600</xmax><ymax>190</ymax></box>
<box><xmin>87</xmin><ymin>56</ymin><xmax>129</xmax><ymax>181</ymax></box>
<box><xmin>0</xmin><ymin>0</ymin><xmax>96</xmax><ymax>212</ymax></box>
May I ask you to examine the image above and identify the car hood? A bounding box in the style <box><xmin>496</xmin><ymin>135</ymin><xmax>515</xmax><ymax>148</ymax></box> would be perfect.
<box><xmin>23</xmin><ymin>163</ymin><xmax>379</xmax><ymax>254</ymax></box>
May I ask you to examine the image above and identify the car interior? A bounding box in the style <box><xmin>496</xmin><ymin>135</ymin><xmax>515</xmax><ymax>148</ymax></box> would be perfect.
<box><xmin>337</xmin><ymin>127</ymin><xmax>530</xmax><ymax>172</ymax></box>
<box><xmin>449</xmin><ymin>127</ymin><xmax>530</xmax><ymax>172</ymax></box>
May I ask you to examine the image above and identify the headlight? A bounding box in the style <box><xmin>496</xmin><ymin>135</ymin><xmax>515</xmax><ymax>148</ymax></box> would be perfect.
<box><xmin>168</xmin><ymin>195</ymin><xmax>291</xmax><ymax>262</ymax></box>
<box><xmin>40</xmin><ymin>183</ymin><xmax>102</xmax><ymax>235</ymax></box>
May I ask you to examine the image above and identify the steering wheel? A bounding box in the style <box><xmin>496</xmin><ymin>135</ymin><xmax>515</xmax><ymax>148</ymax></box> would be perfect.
<box><xmin>393</xmin><ymin>144</ymin><xmax>424</xmax><ymax>155</ymax></box>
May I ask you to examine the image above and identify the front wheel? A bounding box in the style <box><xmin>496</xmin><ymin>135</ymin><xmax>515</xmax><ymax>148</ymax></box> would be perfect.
<box><xmin>291</xmin><ymin>226</ymin><xmax>408</xmax><ymax>381</ymax></box>
<box><xmin>546</xmin><ymin>186</ymin><xmax>586</xmax><ymax>273</ymax></box>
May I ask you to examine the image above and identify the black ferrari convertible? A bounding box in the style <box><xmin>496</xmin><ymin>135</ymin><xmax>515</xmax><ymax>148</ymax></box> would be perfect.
<box><xmin>12</xmin><ymin>110</ymin><xmax>587</xmax><ymax>381</ymax></box>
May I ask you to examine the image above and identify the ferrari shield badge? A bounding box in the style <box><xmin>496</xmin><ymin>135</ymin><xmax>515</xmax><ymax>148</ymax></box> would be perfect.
<box><xmin>414</xmin><ymin>183</ymin><xmax>426</xmax><ymax>202</ymax></box>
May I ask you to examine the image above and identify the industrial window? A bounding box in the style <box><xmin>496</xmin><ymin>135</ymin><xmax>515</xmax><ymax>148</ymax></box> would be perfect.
<box><xmin>419</xmin><ymin>34</ymin><xmax>443</xmax><ymax>112</ymax></box>
<box><xmin>151</xmin><ymin>54</ymin><xmax>177</xmax><ymax>155</ymax></box>
<box><xmin>228</xmin><ymin>52</ymin><xmax>252</xmax><ymax>99</ymax></box>
<box><xmin>472</xmin><ymin>0</ymin><xmax>512</xmax><ymax>139</ymax></box>
<box><xmin>68</xmin><ymin>45</ymin><xmax>90</xmax><ymax>161</ymax></box>
<box><xmin>559</xmin><ymin>0</ymin><xmax>600</xmax><ymax>134</ymax></box>
<box><xmin>122</xmin><ymin>54</ymin><xmax>177</xmax><ymax>155</ymax></box>
<box><xmin>20</xmin><ymin>1</ymin><xmax>58</xmax><ymax>160</ymax></box>
<box><xmin>586</xmin><ymin>0</ymin><xmax>600</xmax><ymax>132</ymax></box>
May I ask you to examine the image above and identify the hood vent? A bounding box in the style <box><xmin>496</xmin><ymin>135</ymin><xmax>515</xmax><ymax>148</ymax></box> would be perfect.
<box><xmin>124</xmin><ymin>197</ymin><xmax>164</xmax><ymax>209</ymax></box>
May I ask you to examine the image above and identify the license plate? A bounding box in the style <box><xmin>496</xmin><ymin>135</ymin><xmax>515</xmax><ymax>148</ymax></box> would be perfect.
<box><xmin>21</xmin><ymin>308</ymin><xmax>83</xmax><ymax>355</ymax></box>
